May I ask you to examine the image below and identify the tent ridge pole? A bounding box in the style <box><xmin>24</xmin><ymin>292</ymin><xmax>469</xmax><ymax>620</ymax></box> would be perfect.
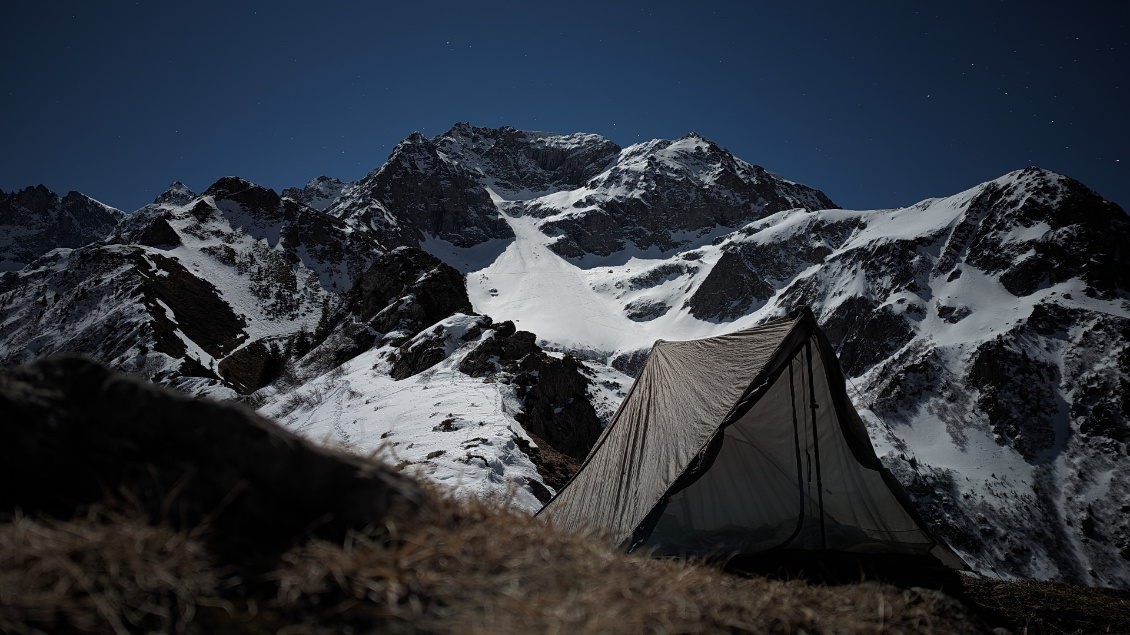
<box><xmin>806</xmin><ymin>340</ymin><xmax>827</xmax><ymax>551</ymax></box>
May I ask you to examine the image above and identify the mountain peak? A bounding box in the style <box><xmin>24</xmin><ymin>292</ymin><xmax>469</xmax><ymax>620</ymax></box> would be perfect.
<box><xmin>282</xmin><ymin>176</ymin><xmax>350</xmax><ymax>212</ymax></box>
<box><xmin>153</xmin><ymin>181</ymin><xmax>197</xmax><ymax>206</ymax></box>
<box><xmin>203</xmin><ymin>176</ymin><xmax>260</xmax><ymax>199</ymax></box>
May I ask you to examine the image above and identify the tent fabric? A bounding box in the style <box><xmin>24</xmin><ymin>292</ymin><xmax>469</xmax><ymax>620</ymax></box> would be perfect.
<box><xmin>538</xmin><ymin>308</ymin><xmax>966</xmax><ymax>570</ymax></box>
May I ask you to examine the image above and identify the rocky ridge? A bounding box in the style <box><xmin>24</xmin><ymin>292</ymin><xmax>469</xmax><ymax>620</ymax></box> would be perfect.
<box><xmin>281</xmin><ymin>176</ymin><xmax>353</xmax><ymax>212</ymax></box>
<box><xmin>523</xmin><ymin>132</ymin><xmax>837</xmax><ymax>258</ymax></box>
<box><xmin>0</xmin><ymin>185</ymin><xmax>124</xmax><ymax>271</ymax></box>
<box><xmin>0</xmin><ymin>178</ymin><xmax>383</xmax><ymax>397</ymax></box>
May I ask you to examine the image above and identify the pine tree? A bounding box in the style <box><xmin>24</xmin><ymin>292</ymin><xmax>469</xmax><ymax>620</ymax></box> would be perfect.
<box><xmin>294</xmin><ymin>328</ymin><xmax>311</xmax><ymax>358</ymax></box>
<box><xmin>261</xmin><ymin>341</ymin><xmax>284</xmax><ymax>385</ymax></box>
<box><xmin>314</xmin><ymin>297</ymin><xmax>336</xmax><ymax>344</ymax></box>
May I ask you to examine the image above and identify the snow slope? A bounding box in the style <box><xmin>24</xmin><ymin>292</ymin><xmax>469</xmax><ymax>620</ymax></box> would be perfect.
<box><xmin>257</xmin><ymin>314</ymin><xmax>547</xmax><ymax>512</ymax></box>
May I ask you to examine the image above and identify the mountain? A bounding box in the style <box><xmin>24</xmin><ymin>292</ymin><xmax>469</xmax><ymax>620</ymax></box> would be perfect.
<box><xmin>2</xmin><ymin>124</ymin><xmax>1128</xmax><ymax>589</ymax></box>
<box><xmin>520</xmin><ymin>131</ymin><xmax>837</xmax><ymax>259</ymax></box>
<box><xmin>0</xmin><ymin>178</ymin><xmax>382</xmax><ymax>397</ymax></box>
<box><xmin>281</xmin><ymin>176</ymin><xmax>353</xmax><ymax>212</ymax></box>
<box><xmin>0</xmin><ymin>185</ymin><xmax>124</xmax><ymax>271</ymax></box>
<box><xmin>324</xmin><ymin>123</ymin><xmax>834</xmax><ymax>263</ymax></box>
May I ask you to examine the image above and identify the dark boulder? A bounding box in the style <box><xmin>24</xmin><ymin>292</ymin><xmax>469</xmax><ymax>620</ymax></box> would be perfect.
<box><xmin>457</xmin><ymin>321</ymin><xmax>533</xmax><ymax>377</ymax></box>
<box><xmin>0</xmin><ymin>356</ymin><xmax>433</xmax><ymax>567</ymax></box>
<box><xmin>610</xmin><ymin>348</ymin><xmax>649</xmax><ymax>378</ymax></box>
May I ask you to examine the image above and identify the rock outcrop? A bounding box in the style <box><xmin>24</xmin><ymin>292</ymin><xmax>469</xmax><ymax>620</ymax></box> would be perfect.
<box><xmin>0</xmin><ymin>355</ymin><xmax>433</xmax><ymax>566</ymax></box>
<box><xmin>459</xmin><ymin>321</ymin><xmax>603</xmax><ymax>465</ymax></box>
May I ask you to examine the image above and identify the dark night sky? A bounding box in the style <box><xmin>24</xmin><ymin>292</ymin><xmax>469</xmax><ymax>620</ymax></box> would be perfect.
<box><xmin>2</xmin><ymin>1</ymin><xmax>1126</xmax><ymax>214</ymax></box>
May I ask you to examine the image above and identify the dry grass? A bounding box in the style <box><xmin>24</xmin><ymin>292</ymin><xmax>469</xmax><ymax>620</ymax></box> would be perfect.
<box><xmin>273</xmin><ymin>501</ymin><xmax>987</xmax><ymax>634</ymax></box>
<box><xmin>0</xmin><ymin>508</ymin><xmax>223</xmax><ymax>635</ymax></box>
<box><xmin>1</xmin><ymin>492</ymin><xmax>998</xmax><ymax>635</ymax></box>
<box><xmin>962</xmin><ymin>577</ymin><xmax>1130</xmax><ymax>635</ymax></box>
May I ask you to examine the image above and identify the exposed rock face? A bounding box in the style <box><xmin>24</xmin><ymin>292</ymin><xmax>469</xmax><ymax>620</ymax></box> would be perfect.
<box><xmin>218</xmin><ymin>337</ymin><xmax>286</xmax><ymax>394</ymax></box>
<box><xmin>0</xmin><ymin>245</ymin><xmax>231</xmax><ymax>389</ymax></box>
<box><xmin>944</xmin><ymin>167</ymin><xmax>1130</xmax><ymax>299</ymax></box>
<box><xmin>136</xmin><ymin>251</ymin><xmax>248</xmax><ymax>360</ymax></box>
<box><xmin>525</xmin><ymin>133</ymin><xmax>838</xmax><ymax>258</ymax></box>
<box><xmin>327</xmin><ymin>132</ymin><xmax>514</xmax><ymax>249</ymax></box>
<box><xmin>152</xmin><ymin>181</ymin><xmax>196</xmax><ymax>206</ymax></box>
<box><xmin>322</xmin><ymin>125</ymin><xmax>835</xmax><ymax>263</ymax></box>
<box><xmin>966</xmin><ymin>338</ymin><xmax>1061</xmax><ymax>460</ymax></box>
<box><xmin>326</xmin><ymin>124</ymin><xmax>623</xmax><ymax>250</ymax></box>
<box><xmin>459</xmin><ymin>321</ymin><xmax>603</xmax><ymax>463</ymax></box>
<box><xmin>821</xmin><ymin>297</ymin><xmax>917</xmax><ymax>378</ymax></box>
<box><xmin>0</xmin><ymin>355</ymin><xmax>432</xmax><ymax>564</ymax></box>
<box><xmin>348</xmin><ymin>246</ymin><xmax>473</xmax><ymax>337</ymax></box>
<box><xmin>266</xmin><ymin>246</ymin><xmax>603</xmax><ymax>488</ymax></box>
<box><xmin>457</xmin><ymin>320</ymin><xmax>532</xmax><ymax>376</ymax></box>
<box><xmin>388</xmin><ymin>315</ymin><xmax>489</xmax><ymax>380</ymax></box>
<box><xmin>515</xmin><ymin>352</ymin><xmax>604</xmax><ymax>463</ymax></box>
<box><xmin>610</xmin><ymin>349</ymin><xmax>650</xmax><ymax>378</ymax></box>
<box><xmin>685</xmin><ymin>250</ymin><xmax>776</xmax><ymax>321</ymax></box>
<box><xmin>434</xmin><ymin>122</ymin><xmax>622</xmax><ymax>194</ymax></box>
<box><xmin>0</xmin><ymin>185</ymin><xmax>124</xmax><ymax>271</ymax></box>
<box><xmin>684</xmin><ymin>213</ymin><xmax>849</xmax><ymax>322</ymax></box>
<box><xmin>282</xmin><ymin>176</ymin><xmax>351</xmax><ymax>212</ymax></box>
<box><xmin>134</xmin><ymin>214</ymin><xmax>182</xmax><ymax>247</ymax></box>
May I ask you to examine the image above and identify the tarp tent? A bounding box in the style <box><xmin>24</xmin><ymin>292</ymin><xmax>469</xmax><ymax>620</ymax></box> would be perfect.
<box><xmin>538</xmin><ymin>307</ymin><xmax>966</xmax><ymax>569</ymax></box>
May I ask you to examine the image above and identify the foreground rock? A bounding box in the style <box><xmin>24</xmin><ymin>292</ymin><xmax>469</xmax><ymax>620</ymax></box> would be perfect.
<box><xmin>0</xmin><ymin>355</ymin><xmax>432</xmax><ymax>565</ymax></box>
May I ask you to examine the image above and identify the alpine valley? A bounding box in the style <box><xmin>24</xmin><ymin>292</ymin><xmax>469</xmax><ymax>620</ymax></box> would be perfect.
<box><xmin>2</xmin><ymin>123</ymin><xmax>1128</xmax><ymax>589</ymax></box>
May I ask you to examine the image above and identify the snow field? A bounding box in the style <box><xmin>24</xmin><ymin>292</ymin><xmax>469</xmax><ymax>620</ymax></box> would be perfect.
<box><xmin>259</xmin><ymin>323</ymin><xmax>548</xmax><ymax>513</ymax></box>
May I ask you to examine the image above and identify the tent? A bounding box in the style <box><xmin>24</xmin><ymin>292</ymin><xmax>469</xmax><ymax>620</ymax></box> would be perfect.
<box><xmin>538</xmin><ymin>307</ymin><xmax>966</xmax><ymax>569</ymax></box>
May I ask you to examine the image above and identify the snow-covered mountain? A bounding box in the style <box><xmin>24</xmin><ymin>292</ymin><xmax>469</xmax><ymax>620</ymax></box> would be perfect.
<box><xmin>0</xmin><ymin>185</ymin><xmax>124</xmax><ymax>271</ymax></box>
<box><xmin>0</xmin><ymin>177</ymin><xmax>382</xmax><ymax>397</ymax></box>
<box><xmin>3</xmin><ymin>123</ymin><xmax>1128</xmax><ymax>589</ymax></box>
<box><xmin>322</xmin><ymin>123</ymin><xmax>833</xmax><ymax>260</ymax></box>
<box><xmin>281</xmin><ymin>176</ymin><xmax>353</xmax><ymax>212</ymax></box>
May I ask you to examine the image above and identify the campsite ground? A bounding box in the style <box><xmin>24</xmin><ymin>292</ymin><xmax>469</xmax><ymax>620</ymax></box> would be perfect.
<box><xmin>960</xmin><ymin>577</ymin><xmax>1130</xmax><ymax>635</ymax></box>
<box><xmin>4</xmin><ymin>495</ymin><xmax>1130</xmax><ymax>634</ymax></box>
<box><xmin>726</xmin><ymin>552</ymin><xmax>1130</xmax><ymax>634</ymax></box>
<box><xmin>4</xmin><ymin>358</ymin><xmax>1129</xmax><ymax>634</ymax></box>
